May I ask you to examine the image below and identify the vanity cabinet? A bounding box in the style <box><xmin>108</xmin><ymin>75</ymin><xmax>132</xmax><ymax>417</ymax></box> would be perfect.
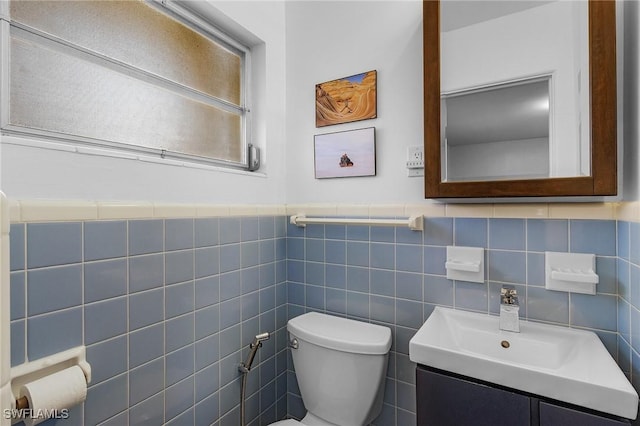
<box><xmin>539</xmin><ymin>402</ymin><xmax>630</xmax><ymax>426</ymax></box>
<box><xmin>416</xmin><ymin>365</ymin><xmax>631</xmax><ymax>426</ymax></box>
<box><xmin>416</xmin><ymin>364</ymin><xmax>530</xmax><ymax>425</ymax></box>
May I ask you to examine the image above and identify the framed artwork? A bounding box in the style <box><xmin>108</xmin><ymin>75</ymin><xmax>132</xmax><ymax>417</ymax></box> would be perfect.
<box><xmin>315</xmin><ymin>70</ymin><xmax>377</xmax><ymax>127</ymax></box>
<box><xmin>314</xmin><ymin>127</ymin><xmax>376</xmax><ymax>179</ymax></box>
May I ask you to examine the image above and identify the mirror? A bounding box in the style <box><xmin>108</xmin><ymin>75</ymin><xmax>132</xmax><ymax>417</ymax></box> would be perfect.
<box><xmin>424</xmin><ymin>0</ymin><xmax>617</xmax><ymax>199</ymax></box>
<box><xmin>443</xmin><ymin>76</ymin><xmax>552</xmax><ymax>182</ymax></box>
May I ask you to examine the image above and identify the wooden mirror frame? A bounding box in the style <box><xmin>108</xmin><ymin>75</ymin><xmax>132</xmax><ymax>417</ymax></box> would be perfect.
<box><xmin>424</xmin><ymin>0</ymin><xmax>617</xmax><ymax>199</ymax></box>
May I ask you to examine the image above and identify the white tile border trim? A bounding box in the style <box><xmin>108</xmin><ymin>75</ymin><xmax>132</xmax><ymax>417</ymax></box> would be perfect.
<box><xmin>7</xmin><ymin>200</ymin><xmax>640</xmax><ymax>222</ymax></box>
<box><xmin>97</xmin><ymin>202</ymin><xmax>154</xmax><ymax>220</ymax></box>
<box><xmin>12</xmin><ymin>200</ymin><xmax>288</xmax><ymax>222</ymax></box>
<box><xmin>19</xmin><ymin>200</ymin><xmax>99</xmax><ymax>222</ymax></box>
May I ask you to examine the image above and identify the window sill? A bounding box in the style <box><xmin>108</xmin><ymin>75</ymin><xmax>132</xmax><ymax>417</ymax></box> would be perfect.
<box><xmin>1</xmin><ymin>134</ymin><xmax>267</xmax><ymax>178</ymax></box>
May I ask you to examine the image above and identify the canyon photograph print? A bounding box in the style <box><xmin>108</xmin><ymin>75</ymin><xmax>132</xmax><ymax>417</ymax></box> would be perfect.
<box><xmin>315</xmin><ymin>70</ymin><xmax>377</xmax><ymax>127</ymax></box>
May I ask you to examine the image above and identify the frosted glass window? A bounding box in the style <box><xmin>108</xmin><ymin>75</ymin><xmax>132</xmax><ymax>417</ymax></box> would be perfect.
<box><xmin>7</xmin><ymin>0</ymin><xmax>247</xmax><ymax>166</ymax></box>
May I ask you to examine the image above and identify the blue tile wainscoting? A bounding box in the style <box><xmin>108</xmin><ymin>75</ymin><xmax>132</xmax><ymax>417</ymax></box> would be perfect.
<box><xmin>9</xmin><ymin>216</ymin><xmax>289</xmax><ymax>426</ymax></box>
<box><xmin>619</xmin><ymin>221</ymin><xmax>640</xmax><ymax>395</ymax></box>
<box><xmin>7</xmin><ymin>212</ymin><xmax>639</xmax><ymax>425</ymax></box>
<box><xmin>286</xmin><ymin>216</ymin><xmax>627</xmax><ymax>426</ymax></box>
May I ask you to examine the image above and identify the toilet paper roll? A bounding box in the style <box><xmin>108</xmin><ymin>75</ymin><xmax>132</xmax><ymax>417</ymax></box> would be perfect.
<box><xmin>19</xmin><ymin>365</ymin><xmax>87</xmax><ymax>426</ymax></box>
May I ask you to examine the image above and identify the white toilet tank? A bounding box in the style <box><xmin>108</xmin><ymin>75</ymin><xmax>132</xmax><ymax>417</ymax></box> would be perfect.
<box><xmin>288</xmin><ymin>312</ymin><xmax>392</xmax><ymax>426</ymax></box>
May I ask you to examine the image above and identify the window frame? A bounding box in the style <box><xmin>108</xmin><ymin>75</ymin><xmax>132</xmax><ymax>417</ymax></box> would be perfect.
<box><xmin>0</xmin><ymin>0</ymin><xmax>253</xmax><ymax>170</ymax></box>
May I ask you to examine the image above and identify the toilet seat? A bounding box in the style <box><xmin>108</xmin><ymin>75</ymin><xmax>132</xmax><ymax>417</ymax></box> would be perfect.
<box><xmin>270</xmin><ymin>412</ymin><xmax>337</xmax><ymax>426</ymax></box>
<box><xmin>270</xmin><ymin>420</ymin><xmax>302</xmax><ymax>425</ymax></box>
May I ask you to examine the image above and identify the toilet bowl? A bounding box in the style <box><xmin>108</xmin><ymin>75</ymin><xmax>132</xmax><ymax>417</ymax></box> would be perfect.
<box><xmin>271</xmin><ymin>312</ymin><xmax>392</xmax><ymax>426</ymax></box>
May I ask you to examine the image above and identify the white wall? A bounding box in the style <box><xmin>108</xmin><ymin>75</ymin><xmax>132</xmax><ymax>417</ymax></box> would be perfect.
<box><xmin>284</xmin><ymin>0</ymin><xmax>427</xmax><ymax>205</ymax></box>
<box><xmin>0</xmin><ymin>1</ymin><xmax>288</xmax><ymax>204</ymax></box>
<box><xmin>2</xmin><ymin>0</ymin><xmax>633</xmax><ymax>205</ymax></box>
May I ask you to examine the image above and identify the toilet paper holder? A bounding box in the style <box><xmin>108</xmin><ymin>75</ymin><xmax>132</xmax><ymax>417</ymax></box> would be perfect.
<box><xmin>10</xmin><ymin>346</ymin><xmax>91</xmax><ymax>411</ymax></box>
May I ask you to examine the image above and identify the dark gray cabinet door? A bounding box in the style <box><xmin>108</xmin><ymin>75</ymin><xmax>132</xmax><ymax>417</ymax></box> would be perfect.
<box><xmin>539</xmin><ymin>401</ymin><xmax>629</xmax><ymax>426</ymax></box>
<box><xmin>416</xmin><ymin>367</ymin><xmax>531</xmax><ymax>426</ymax></box>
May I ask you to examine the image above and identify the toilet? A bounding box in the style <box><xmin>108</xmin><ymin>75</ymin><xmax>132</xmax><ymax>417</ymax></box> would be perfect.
<box><xmin>272</xmin><ymin>312</ymin><xmax>392</xmax><ymax>426</ymax></box>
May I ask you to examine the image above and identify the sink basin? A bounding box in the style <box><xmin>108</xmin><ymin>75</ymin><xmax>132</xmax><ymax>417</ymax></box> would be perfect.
<box><xmin>409</xmin><ymin>306</ymin><xmax>638</xmax><ymax>420</ymax></box>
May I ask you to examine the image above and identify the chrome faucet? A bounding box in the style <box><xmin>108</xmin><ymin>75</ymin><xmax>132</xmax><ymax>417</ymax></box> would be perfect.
<box><xmin>499</xmin><ymin>286</ymin><xmax>520</xmax><ymax>333</ymax></box>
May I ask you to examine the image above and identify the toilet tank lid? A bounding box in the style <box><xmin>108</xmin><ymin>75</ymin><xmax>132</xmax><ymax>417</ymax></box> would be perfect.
<box><xmin>287</xmin><ymin>312</ymin><xmax>392</xmax><ymax>355</ymax></box>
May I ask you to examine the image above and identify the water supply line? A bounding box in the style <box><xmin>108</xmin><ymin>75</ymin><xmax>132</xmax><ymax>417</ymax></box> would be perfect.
<box><xmin>239</xmin><ymin>332</ymin><xmax>271</xmax><ymax>426</ymax></box>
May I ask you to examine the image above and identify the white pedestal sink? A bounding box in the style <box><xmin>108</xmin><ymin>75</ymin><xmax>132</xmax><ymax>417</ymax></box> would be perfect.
<box><xmin>409</xmin><ymin>306</ymin><xmax>638</xmax><ymax>420</ymax></box>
